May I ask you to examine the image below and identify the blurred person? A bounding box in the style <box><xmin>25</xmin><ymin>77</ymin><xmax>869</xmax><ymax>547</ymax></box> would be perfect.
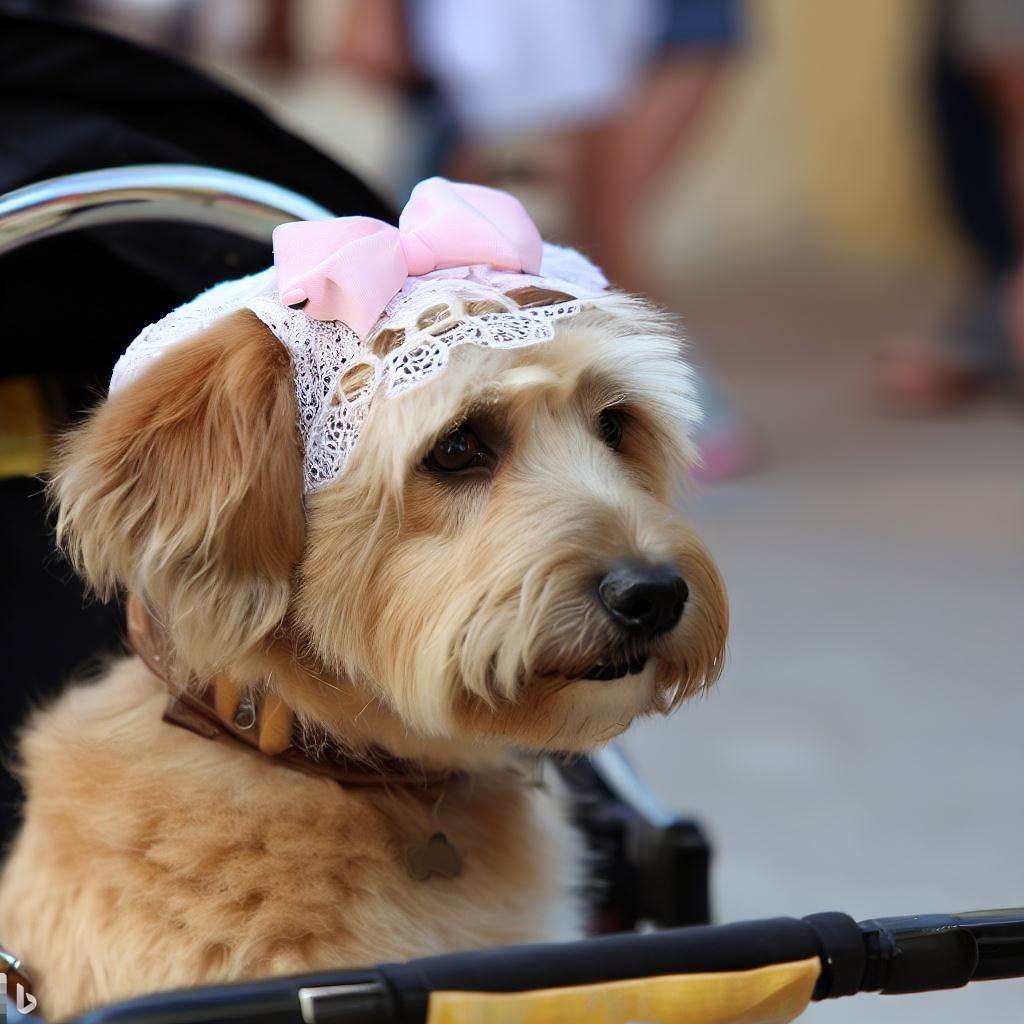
<box><xmin>341</xmin><ymin>0</ymin><xmax>759</xmax><ymax>482</ymax></box>
<box><xmin>880</xmin><ymin>0</ymin><xmax>1024</xmax><ymax>411</ymax></box>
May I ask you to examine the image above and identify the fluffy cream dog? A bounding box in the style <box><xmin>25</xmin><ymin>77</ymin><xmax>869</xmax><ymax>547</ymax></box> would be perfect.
<box><xmin>0</xmin><ymin>281</ymin><xmax>726</xmax><ymax>1018</ymax></box>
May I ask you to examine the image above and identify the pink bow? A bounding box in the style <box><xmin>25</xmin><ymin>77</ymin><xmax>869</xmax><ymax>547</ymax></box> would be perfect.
<box><xmin>272</xmin><ymin>177</ymin><xmax>543</xmax><ymax>337</ymax></box>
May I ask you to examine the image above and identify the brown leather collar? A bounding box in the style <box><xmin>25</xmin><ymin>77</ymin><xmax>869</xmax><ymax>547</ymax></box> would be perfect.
<box><xmin>126</xmin><ymin>594</ymin><xmax>458</xmax><ymax>789</ymax></box>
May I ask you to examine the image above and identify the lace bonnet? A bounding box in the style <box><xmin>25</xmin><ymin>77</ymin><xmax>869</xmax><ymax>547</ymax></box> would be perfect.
<box><xmin>109</xmin><ymin>178</ymin><xmax>612</xmax><ymax>493</ymax></box>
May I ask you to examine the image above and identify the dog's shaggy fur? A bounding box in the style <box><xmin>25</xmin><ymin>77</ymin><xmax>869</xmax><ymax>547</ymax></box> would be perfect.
<box><xmin>0</xmin><ymin>296</ymin><xmax>727</xmax><ymax>1019</ymax></box>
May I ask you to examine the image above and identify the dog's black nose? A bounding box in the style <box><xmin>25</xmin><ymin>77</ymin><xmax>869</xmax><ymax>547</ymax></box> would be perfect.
<box><xmin>597</xmin><ymin>560</ymin><xmax>688</xmax><ymax>639</ymax></box>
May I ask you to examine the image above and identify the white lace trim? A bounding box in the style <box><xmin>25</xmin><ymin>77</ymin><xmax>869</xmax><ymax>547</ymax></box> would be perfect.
<box><xmin>110</xmin><ymin>244</ymin><xmax>609</xmax><ymax>493</ymax></box>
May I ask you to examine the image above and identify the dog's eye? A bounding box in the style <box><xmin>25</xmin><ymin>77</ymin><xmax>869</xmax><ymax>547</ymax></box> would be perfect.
<box><xmin>426</xmin><ymin>424</ymin><xmax>489</xmax><ymax>474</ymax></box>
<box><xmin>598</xmin><ymin>408</ymin><xmax>625</xmax><ymax>451</ymax></box>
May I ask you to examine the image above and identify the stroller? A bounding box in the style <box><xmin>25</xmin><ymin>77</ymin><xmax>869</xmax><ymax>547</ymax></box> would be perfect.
<box><xmin>2</xmin><ymin>11</ymin><xmax>1023</xmax><ymax>1023</ymax></box>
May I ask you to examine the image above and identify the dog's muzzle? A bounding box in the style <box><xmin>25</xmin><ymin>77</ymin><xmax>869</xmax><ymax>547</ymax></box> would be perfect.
<box><xmin>597</xmin><ymin>560</ymin><xmax>688</xmax><ymax>639</ymax></box>
<box><xmin>583</xmin><ymin>560</ymin><xmax>688</xmax><ymax>681</ymax></box>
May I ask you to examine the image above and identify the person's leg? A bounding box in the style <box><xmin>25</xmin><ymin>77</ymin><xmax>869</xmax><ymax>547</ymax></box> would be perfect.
<box><xmin>565</xmin><ymin>8</ymin><xmax>757</xmax><ymax>481</ymax></box>
<box><xmin>568</xmin><ymin>0</ymin><xmax>742</xmax><ymax>289</ymax></box>
<box><xmin>877</xmin><ymin>280</ymin><xmax>1009</xmax><ymax>412</ymax></box>
<box><xmin>879</xmin><ymin>4</ymin><xmax>1024</xmax><ymax>411</ymax></box>
<box><xmin>977</xmin><ymin>63</ymin><xmax>1024</xmax><ymax>226</ymax></box>
<box><xmin>252</xmin><ymin>0</ymin><xmax>297</xmax><ymax>74</ymax></box>
<box><xmin>977</xmin><ymin>60</ymin><xmax>1024</xmax><ymax>366</ymax></box>
<box><xmin>566</xmin><ymin>33</ymin><xmax>757</xmax><ymax>480</ymax></box>
<box><xmin>566</xmin><ymin>56</ymin><xmax>759</xmax><ymax>482</ymax></box>
<box><xmin>568</xmin><ymin>55</ymin><xmax>727</xmax><ymax>294</ymax></box>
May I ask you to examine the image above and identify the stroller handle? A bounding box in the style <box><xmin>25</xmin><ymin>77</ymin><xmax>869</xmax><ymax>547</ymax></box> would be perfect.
<box><xmin>0</xmin><ymin>164</ymin><xmax>334</xmax><ymax>258</ymax></box>
<box><xmin>70</xmin><ymin>907</ymin><xmax>1024</xmax><ymax>1024</ymax></box>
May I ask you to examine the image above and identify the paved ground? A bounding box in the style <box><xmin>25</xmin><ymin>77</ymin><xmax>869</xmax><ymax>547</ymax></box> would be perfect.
<box><xmin>621</xmin><ymin>280</ymin><xmax>1024</xmax><ymax>1022</ymax></box>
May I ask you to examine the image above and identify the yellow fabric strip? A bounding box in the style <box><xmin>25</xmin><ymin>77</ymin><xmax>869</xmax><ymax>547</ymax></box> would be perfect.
<box><xmin>0</xmin><ymin>378</ymin><xmax>49</xmax><ymax>479</ymax></box>
<box><xmin>427</xmin><ymin>955</ymin><xmax>821</xmax><ymax>1024</ymax></box>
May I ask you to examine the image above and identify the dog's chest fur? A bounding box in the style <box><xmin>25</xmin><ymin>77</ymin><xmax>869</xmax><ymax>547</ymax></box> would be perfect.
<box><xmin>0</xmin><ymin>659</ymin><xmax>584</xmax><ymax>1020</ymax></box>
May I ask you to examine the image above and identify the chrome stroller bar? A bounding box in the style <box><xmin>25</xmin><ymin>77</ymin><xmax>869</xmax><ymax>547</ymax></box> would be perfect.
<box><xmin>591</xmin><ymin>744</ymin><xmax>678</xmax><ymax>828</ymax></box>
<box><xmin>0</xmin><ymin>165</ymin><xmax>333</xmax><ymax>258</ymax></box>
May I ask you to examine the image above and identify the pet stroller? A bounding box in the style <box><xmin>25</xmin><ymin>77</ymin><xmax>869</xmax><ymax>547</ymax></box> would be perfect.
<box><xmin>2</xmin><ymin>11</ymin><xmax>1023</xmax><ymax>1023</ymax></box>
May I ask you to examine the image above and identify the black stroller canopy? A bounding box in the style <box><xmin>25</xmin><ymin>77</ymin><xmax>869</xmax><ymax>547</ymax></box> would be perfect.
<box><xmin>0</xmin><ymin>10</ymin><xmax>396</xmax><ymax>851</ymax></box>
<box><xmin>0</xmin><ymin>8</ymin><xmax>394</xmax><ymax>380</ymax></box>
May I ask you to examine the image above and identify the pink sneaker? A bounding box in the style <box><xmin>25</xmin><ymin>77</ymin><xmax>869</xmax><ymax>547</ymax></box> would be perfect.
<box><xmin>691</xmin><ymin>421</ymin><xmax>761</xmax><ymax>484</ymax></box>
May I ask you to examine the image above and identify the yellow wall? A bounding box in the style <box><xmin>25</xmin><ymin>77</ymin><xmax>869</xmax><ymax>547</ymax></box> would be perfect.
<box><xmin>649</xmin><ymin>0</ymin><xmax>970</xmax><ymax>283</ymax></box>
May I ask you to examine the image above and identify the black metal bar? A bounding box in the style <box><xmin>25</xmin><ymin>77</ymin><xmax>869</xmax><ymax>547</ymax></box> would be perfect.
<box><xmin>954</xmin><ymin>909</ymin><xmax>1024</xmax><ymax>981</ymax></box>
<box><xmin>556</xmin><ymin>750</ymin><xmax>713</xmax><ymax>931</ymax></box>
<box><xmin>73</xmin><ymin>918</ymin><xmax>823</xmax><ymax>1024</ymax></box>
<box><xmin>377</xmin><ymin>917</ymin><xmax>822</xmax><ymax>1023</ymax></box>
<box><xmin>70</xmin><ymin>908</ymin><xmax>1024</xmax><ymax>1024</ymax></box>
<box><xmin>855</xmin><ymin>909</ymin><xmax>1024</xmax><ymax>995</ymax></box>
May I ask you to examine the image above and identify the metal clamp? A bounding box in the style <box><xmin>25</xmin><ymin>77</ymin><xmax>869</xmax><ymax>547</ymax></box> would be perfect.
<box><xmin>298</xmin><ymin>980</ymin><xmax>390</xmax><ymax>1024</ymax></box>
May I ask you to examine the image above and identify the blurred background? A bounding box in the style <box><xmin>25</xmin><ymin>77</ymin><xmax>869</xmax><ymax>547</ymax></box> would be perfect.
<box><xmin>1</xmin><ymin>1</ymin><xmax>1022</xmax><ymax>1021</ymax></box>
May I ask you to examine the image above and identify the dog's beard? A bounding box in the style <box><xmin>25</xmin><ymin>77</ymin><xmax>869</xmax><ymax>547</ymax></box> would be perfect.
<box><xmin>356</xmin><ymin>528</ymin><xmax>726</xmax><ymax>752</ymax></box>
<box><xmin>297</xmin><ymin>494</ymin><xmax>725</xmax><ymax>754</ymax></box>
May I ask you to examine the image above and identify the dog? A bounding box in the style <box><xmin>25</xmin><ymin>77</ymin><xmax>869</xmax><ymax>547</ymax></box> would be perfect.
<box><xmin>0</xmin><ymin>184</ymin><xmax>727</xmax><ymax>1020</ymax></box>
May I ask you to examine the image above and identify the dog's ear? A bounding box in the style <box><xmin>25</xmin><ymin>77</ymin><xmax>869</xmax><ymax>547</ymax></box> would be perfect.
<box><xmin>52</xmin><ymin>310</ymin><xmax>304</xmax><ymax>675</ymax></box>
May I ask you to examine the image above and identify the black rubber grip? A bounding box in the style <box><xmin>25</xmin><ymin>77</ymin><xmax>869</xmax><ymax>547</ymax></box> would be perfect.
<box><xmin>377</xmin><ymin>917</ymin><xmax>824</xmax><ymax>1023</ymax></box>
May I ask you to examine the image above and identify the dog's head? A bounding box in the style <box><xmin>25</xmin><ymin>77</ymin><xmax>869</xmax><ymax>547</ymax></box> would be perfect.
<box><xmin>54</xmin><ymin>295</ymin><xmax>726</xmax><ymax>755</ymax></box>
